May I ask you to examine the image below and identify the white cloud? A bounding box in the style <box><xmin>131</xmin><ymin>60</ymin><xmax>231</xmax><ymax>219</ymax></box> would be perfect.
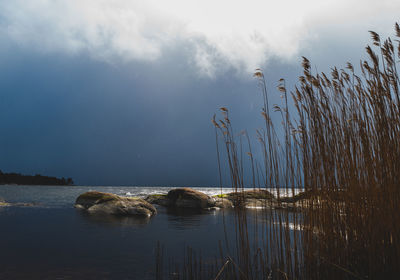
<box><xmin>0</xmin><ymin>0</ymin><xmax>399</xmax><ymax>77</ymax></box>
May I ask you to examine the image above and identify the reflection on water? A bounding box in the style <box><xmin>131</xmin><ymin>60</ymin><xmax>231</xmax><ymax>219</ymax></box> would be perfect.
<box><xmin>165</xmin><ymin>207</ymin><xmax>217</xmax><ymax>230</ymax></box>
<box><xmin>0</xmin><ymin>264</ymin><xmax>112</xmax><ymax>280</ymax></box>
<box><xmin>77</xmin><ymin>210</ymin><xmax>152</xmax><ymax>227</ymax></box>
<box><xmin>166</xmin><ymin>206</ymin><xmax>214</xmax><ymax>216</ymax></box>
<box><xmin>0</xmin><ymin>205</ymin><xmax>234</xmax><ymax>279</ymax></box>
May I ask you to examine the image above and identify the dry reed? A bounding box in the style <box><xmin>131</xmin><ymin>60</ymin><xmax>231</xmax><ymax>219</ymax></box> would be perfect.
<box><xmin>157</xmin><ymin>23</ymin><xmax>400</xmax><ymax>280</ymax></box>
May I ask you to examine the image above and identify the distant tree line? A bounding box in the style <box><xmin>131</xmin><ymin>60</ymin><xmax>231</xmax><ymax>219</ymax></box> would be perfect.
<box><xmin>0</xmin><ymin>170</ymin><xmax>74</xmax><ymax>186</ymax></box>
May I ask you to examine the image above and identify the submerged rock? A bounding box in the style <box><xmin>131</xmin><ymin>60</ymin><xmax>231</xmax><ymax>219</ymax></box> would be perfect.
<box><xmin>0</xmin><ymin>197</ymin><xmax>38</xmax><ymax>207</ymax></box>
<box><xmin>75</xmin><ymin>191</ymin><xmax>156</xmax><ymax>217</ymax></box>
<box><xmin>0</xmin><ymin>202</ymin><xmax>37</xmax><ymax>207</ymax></box>
<box><xmin>0</xmin><ymin>201</ymin><xmax>10</xmax><ymax>207</ymax></box>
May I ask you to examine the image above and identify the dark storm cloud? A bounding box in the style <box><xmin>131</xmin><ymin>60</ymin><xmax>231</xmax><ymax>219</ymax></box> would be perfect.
<box><xmin>0</xmin><ymin>46</ymin><xmax>298</xmax><ymax>186</ymax></box>
<box><xmin>0</xmin><ymin>1</ymin><xmax>399</xmax><ymax>185</ymax></box>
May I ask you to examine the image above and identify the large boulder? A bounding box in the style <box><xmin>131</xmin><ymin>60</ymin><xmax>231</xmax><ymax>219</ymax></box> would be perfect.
<box><xmin>145</xmin><ymin>188</ymin><xmax>216</xmax><ymax>209</ymax></box>
<box><xmin>225</xmin><ymin>189</ymin><xmax>275</xmax><ymax>200</ymax></box>
<box><xmin>213</xmin><ymin>197</ymin><xmax>234</xmax><ymax>208</ymax></box>
<box><xmin>167</xmin><ymin>188</ymin><xmax>216</xmax><ymax>209</ymax></box>
<box><xmin>75</xmin><ymin>191</ymin><xmax>156</xmax><ymax>217</ymax></box>
<box><xmin>224</xmin><ymin>189</ymin><xmax>276</xmax><ymax>207</ymax></box>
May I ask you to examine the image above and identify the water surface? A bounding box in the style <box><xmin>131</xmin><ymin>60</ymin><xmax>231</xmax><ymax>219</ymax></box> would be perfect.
<box><xmin>0</xmin><ymin>185</ymin><xmax>299</xmax><ymax>279</ymax></box>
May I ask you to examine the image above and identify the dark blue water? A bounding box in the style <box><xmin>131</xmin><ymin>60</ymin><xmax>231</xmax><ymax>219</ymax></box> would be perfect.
<box><xmin>0</xmin><ymin>185</ymin><xmax>300</xmax><ymax>279</ymax></box>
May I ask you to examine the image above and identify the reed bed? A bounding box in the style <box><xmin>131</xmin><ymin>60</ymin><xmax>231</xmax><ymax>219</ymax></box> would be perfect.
<box><xmin>156</xmin><ymin>24</ymin><xmax>400</xmax><ymax>279</ymax></box>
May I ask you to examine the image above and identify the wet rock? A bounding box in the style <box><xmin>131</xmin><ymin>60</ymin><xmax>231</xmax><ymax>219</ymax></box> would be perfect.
<box><xmin>146</xmin><ymin>188</ymin><xmax>217</xmax><ymax>209</ymax></box>
<box><xmin>145</xmin><ymin>194</ymin><xmax>171</xmax><ymax>207</ymax></box>
<box><xmin>145</xmin><ymin>188</ymin><xmax>307</xmax><ymax>211</ymax></box>
<box><xmin>167</xmin><ymin>188</ymin><xmax>216</xmax><ymax>209</ymax></box>
<box><xmin>278</xmin><ymin>190</ymin><xmax>317</xmax><ymax>203</ymax></box>
<box><xmin>214</xmin><ymin>197</ymin><xmax>233</xmax><ymax>208</ymax></box>
<box><xmin>242</xmin><ymin>198</ymin><xmax>276</xmax><ymax>208</ymax></box>
<box><xmin>0</xmin><ymin>201</ymin><xmax>10</xmax><ymax>207</ymax></box>
<box><xmin>75</xmin><ymin>191</ymin><xmax>157</xmax><ymax>217</ymax></box>
<box><xmin>224</xmin><ymin>189</ymin><xmax>276</xmax><ymax>207</ymax></box>
<box><xmin>0</xmin><ymin>197</ymin><xmax>38</xmax><ymax>207</ymax></box>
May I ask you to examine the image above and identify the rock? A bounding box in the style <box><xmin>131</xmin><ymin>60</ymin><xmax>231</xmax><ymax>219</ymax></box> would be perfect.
<box><xmin>0</xmin><ymin>197</ymin><xmax>38</xmax><ymax>207</ymax></box>
<box><xmin>143</xmin><ymin>188</ymin><xmax>309</xmax><ymax>212</ymax></box>
<box><xmin>214</xmin><ymin>197</ymin><xmax>233</xmax><ymax>208</ymax></box>
<box><xmin>145</xmin><ymin>194</ymin><xmax>171</xmax><ymax>207</ymax></box>
<box><xmin>243</xmin><ymin>198</ymin><xmax>278</xmax><ymax>208</ymax></box>
<box><xmin>226</xmin><ymin>189</ymin><xmax>275</xmax><ymax>200</ymax></box>
<box><xmin>0</xmin><ymin>202</ymin><xmax>37</xmax><ymax>207</ymax></box>
<box><xmin>0</xmin><ymin>201</ymin><xmax>11</xmax><ymax>207</ymax></box>
<box><xmin>224</xmin><ymin>189</ymin><xmax>276</xmax><ymax>207</ymax></box>
<box><xmin>145</xmin><ymin>188</ymin><xmax>307</xmax><ymax>211</ymax></box>
<box><xmin>277</xmin><ymin>189</ymin><xmax>343</xmax><ymax>206</ymax></box>
<box><xmin>167</xmin><ymin>188</ymin><xmax>216</xmax><ymax>209</ymax></box>
<box><xmin>75</xmin><ymin>191</ymin><xmax>156</xmax><ymax>217</ymax></box>
<box><xmin>145</xmin><ymin>188</ymin><xmax>217</xmax><ymax>209</ymax></box>
<box><xmin>278</xmin><ymin>190</ymin><xmax>317</xmax><ymax>203</ymax></box>
<box><xmin>145</xmin><ymin>188</ymin><xmax>277</xmax><ymax>209</ymax></box>
<box><xmin>276</xmin><ymin>189</ymin><xmax>345</xmax><ymax>210</ymax></box>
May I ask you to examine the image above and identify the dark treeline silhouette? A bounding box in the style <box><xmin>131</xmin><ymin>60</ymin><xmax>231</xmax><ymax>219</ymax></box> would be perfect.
<box><xmin>0</xmin><ymin>170</ymin><xmax>74</xmax><ymax>186</ymax></box>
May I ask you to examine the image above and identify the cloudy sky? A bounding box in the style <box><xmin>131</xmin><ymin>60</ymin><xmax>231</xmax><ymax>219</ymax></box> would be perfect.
<box><xmin>0</xmin><ymin>1</ymin><xmax>398</xmax><ymax>185</ymax></box>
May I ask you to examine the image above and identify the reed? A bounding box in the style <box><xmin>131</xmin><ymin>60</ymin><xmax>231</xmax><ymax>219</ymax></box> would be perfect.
<box><xmin>158</xmin><ymin>23</ymin><xmax>400</xmax><ymax>279</ymax></box>
<box><xmin>295</xmin><ymin>25</ymin><xmax>400</xmax><ymax>279</ymax></box>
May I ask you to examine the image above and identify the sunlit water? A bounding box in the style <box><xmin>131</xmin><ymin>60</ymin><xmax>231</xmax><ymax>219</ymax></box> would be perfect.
<box><xmin>0</xmin><ymin>185</ymin><xmax>300</xmax><ymax>279</ymax></box>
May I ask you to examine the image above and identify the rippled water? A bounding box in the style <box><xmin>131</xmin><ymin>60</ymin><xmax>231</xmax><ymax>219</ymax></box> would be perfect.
<box><xmin>0</xmin><ymin>185</ymin><xmax>299</xmax><ymax>279</ymax></box>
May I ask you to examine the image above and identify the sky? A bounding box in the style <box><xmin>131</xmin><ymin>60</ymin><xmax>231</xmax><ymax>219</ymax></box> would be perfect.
<box><xmin>0</xmin><ymin>0</ymin><xmax>399</xmax><ymax>186</ymax></box>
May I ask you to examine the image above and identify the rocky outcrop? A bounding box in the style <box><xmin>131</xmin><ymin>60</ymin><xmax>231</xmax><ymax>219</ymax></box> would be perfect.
<box><xmin>145</xmin><ymin>188</ymin><xmax>277</xmax><ymax>209</ymax></box>
<box><xmin>145</xmin><ymin>188</ymin><xmax>216</xmax><ymax>209</ymax></box>
<box><xmin>75</xmin><ymin>191</ymin><xmax>156</xmax><ymax>217</ymax></box>
<box><xmin>167</xmin><ymin>188</ymin><xmax>216</xmax><ymax>208</ymax></box>
<box><xmin>145</xmin><ymin>189</ymin><xmax>277</xmax><ymax>209</ymax></box>
<box><xmin>143</xmin><ymin>188</ymin><xmax>316</xmax><ymax>211</ymax></box>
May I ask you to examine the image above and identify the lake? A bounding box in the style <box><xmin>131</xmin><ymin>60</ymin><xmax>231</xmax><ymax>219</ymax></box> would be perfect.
<box><xmin>0</xmin><ymin>185</ymin><xmax>300</xmax><ymax>279</ymax></box>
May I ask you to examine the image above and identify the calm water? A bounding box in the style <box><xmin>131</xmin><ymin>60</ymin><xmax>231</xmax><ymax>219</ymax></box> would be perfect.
<box><xmin>0</xmin><ymin>185</ymin><xmax>299</xmax><ymax>279</ymax></box>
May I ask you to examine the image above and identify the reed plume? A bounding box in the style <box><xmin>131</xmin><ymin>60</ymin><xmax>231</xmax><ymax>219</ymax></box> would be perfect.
<box><xmin>159</xmin><ymin>23</ymin><xmax>400</xmax><ymax>280</ymax></box>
